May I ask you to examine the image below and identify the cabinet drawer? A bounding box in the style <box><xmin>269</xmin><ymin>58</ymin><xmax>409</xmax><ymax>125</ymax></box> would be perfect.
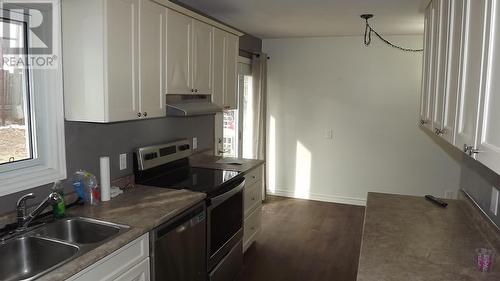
<box><xmin>114</xmin><ymin>257</ymin><xmax>150</xmax><ymax>281</ymax></box>
<box><xmin>243</xmin><ymin>206</ymin><xmax>262</xmax><ymax>252</ymax></box>
<box><xmin>245</xmin><ymin>165</ymin><xmax>263</xmax><ymax>186</ymax></box>
<box><xmin>67</xmin><ymin>233</ymin><xmax>149</xmax><ymax>281</ymax></box>
<box><xmin>244</xmin><ymin>181</ymin><xmax>262</xmax><ymax>217</ymax></box>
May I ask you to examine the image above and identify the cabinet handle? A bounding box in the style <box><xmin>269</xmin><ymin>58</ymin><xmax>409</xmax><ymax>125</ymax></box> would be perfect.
<box><xmin>464</xmin><ymin>144</ymin><xmax>481</xmax><ymax>156</ymax></box>
<box><xmin>194</xmin><ymin>89</ymin><xmax>198</xmax><ymax>93</ymax></box>
<box><xmin>191</xmin><ymin>89</ymin><xmax>194</xmax><ymax>93</ymax></box>
<box><xmin>434</xmin><ymin>128</ymin><xmax>445</xmax><ymax>136</ymax></box>
<box><xmin>419</xmin><ymin>119</ymin><xmax>429</xmax><ymax>126</ymax></box>
<box><xmin>143</xmin><ymin>112</ymin><xmax>147</xmax><ymax>117</ymax></box>
<box><xmin>137</xmin><ymin>112</ymin><xmax>142</xmax><ymax>117</ymax></box>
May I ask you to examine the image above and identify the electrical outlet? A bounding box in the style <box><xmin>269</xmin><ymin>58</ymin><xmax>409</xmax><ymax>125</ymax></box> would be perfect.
<box><xmin>193</xmin><ymin>137</ymin><xmax>198</xmax><ymax>149</ymax></box>
<box><xmin>490</xmin><ymin>186</ymin><xmax>499</xmax><ymax>216</ymax></box>
<box><xmin>444</xmin><ymin>190</ymin><xmax>457</xmax><ymax>199</ymax></box>
<box><xmin>119</xmin><ymin>153</ymin><xmax>127</xmax><ymax>170</ymax></box>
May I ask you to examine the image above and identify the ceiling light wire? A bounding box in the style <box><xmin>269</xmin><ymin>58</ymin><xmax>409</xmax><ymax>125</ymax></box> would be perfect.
<box><xmin>361</xmin><ymin>14</ymin><xmax>423</xmax><ymax>53</ymax></box>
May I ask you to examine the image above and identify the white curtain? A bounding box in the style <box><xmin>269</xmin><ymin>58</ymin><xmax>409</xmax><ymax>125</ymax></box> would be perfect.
<box><xmin>251</xmin><ymin>53</ymin><xmax>268</xmax><ymax>161</ymax></box>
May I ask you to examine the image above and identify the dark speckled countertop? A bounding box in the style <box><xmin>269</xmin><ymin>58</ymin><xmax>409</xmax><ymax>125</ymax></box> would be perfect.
<box><xmin>37</xmin><ymin>186</ymin><xmax>205</xmax><ymax>281</ymax></box>
<box><xmin>357</xmin><ymin>192</ymin><xmax>500</xmax><ymax>281</ymax></box>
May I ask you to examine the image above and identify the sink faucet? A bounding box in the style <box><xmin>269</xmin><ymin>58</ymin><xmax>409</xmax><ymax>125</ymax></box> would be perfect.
<box><xmin>16</xmin><ymin>192</ymin><xmax>62</xmax><ymax>229</ymax></box>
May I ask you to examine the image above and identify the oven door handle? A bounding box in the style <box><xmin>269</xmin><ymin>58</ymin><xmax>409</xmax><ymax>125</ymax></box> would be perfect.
<box><xmin>210</xmin><ymin>179</ymin><xmax>245</xmax><ymax>208</ymax></box>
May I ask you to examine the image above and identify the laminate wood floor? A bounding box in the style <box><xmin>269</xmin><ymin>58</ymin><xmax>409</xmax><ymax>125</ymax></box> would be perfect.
<box><xmin>237</xmin><ymin>196</ymin><xmax>365</xmax><ymax>281</ymax></box>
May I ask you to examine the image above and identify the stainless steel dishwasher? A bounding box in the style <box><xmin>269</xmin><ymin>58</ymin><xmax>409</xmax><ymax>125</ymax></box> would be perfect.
<box><xmin>150</xmin><ymin>202</ymin><xmax>206</xmax><ymax>281</ymax></box>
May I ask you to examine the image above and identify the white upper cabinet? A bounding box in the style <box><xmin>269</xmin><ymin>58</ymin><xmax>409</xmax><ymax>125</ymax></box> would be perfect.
<box><xmin>192</xmin><ymin>20</ymin><xmax>213</xmax><ymax>94</ymax></box>
<box><xmin>64</xmin><ymin>0</ymin><xmax>240</xmax><ymax>122</ymax></box>
<box><xmin>455</xmin><ymin>0</ymin><xmax>489</xmax><ymax>153</ymax></box>
<box><xmin>420</xmin><ymin>4</ymin><xmax>436</xmax><ymax>130</ymax></box>
<box><xmin>422</xmin><ymin>0</ymin><xmax>500</xmax><ymax>174</ymax></box>
<box><xmin>432</xmin><ymin>0</ymin><xmax>451</xmax><ymax>135</ymax></box>
<box><xmin>476</xmin><ymin>0</ymin><xmax>500</xmax><ymax>174</ymax></box>
<box><xmin>225</xmin><ymin>33</ymin><xmax>239</xmax><ymax>109</ymax></box>
<box><xmin>63</xmin><ymin>0</ymin><xmax>166</xmax><ymax>122</ymax></box>
<box><xmin>139</xmin><ymin>0</ymin><xmax>166</xmax><ymax>118</ymax></box>
<box><xmin>166</xmin><ymin>9</ymin><xmax>192</xmax><ymax>95</ymax></box>
<box><xmin>212</xmin><ymin>28</ymin><xmax>239</xmax><ymax>109</ymax></box>
<box><xmin>427</xmin><ymin>0</ymin><xmax>440</xmax><ymax>131</ymax></box>
<box><xmin>166</xmin><ymin>9</ymin><xmax>216</xmax><ymax>95</ymax></box>
<box><xmin>440</xmin><ymin>0</ymin><xmax>465</xmax><ymax>144</ymax></box>
<box><xmin>106</xmin><ymin>0</ymin><xmax>140</xmax><ymax>122</ymax></box>
<box><xmin>212</xmin><ymin>28</ymin><xmax>225</xmax><ymax>107</ymax></box>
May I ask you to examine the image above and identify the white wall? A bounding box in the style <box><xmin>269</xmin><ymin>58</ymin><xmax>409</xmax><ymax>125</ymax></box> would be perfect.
<box><xmin>264</xmin><ymin>35</ymin><xmax>462</xmax><ymax>205</ymax></box>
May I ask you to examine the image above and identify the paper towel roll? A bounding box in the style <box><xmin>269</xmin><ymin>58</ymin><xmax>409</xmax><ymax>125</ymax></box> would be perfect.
<box><xmin>100</xmin><ymin>156</ymin><xmax>111</xmax><ymax>201</ymax></box>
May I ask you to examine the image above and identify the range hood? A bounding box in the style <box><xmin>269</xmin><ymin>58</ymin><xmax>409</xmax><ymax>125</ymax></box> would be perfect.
<box><xmin>166</xmin><ymin>94</ymin><xmax>222</xmax><ymax>116</ymax></box>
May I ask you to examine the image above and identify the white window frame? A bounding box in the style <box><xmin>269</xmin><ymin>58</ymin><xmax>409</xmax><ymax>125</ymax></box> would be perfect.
<box><xmin>0</xmin><ymin>0</ymin><xmax>66</xmax><ymax>197</ymax></box>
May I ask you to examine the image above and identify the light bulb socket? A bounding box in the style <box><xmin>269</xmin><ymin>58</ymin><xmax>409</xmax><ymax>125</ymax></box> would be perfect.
<box><xmin>360</xmin><ymin>14</ymin><xmax>374</xmax><ymax>20</ymax></box>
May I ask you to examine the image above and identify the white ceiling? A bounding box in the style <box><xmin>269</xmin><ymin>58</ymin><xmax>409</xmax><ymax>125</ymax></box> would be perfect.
<box><xmin>176</xmin><ymin>0</ymin><xmax>428</xmax><ymax>38</ymax></box>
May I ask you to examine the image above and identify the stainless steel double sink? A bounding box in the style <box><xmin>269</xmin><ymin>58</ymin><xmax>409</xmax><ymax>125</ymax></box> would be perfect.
<box><xmin>0</xmin><ymin>217</ymin><xmax>129</xmax><ymax>281</ymax></box>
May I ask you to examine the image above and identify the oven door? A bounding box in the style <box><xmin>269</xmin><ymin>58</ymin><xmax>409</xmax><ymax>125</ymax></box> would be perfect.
<box><xmin>207</xmin><ymin>178</ymin><xmax>245</xmax><ymax>272</ymax></box>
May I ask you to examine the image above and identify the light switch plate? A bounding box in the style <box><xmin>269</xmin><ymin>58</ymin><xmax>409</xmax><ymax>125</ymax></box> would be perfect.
<box><xmin>193</xmin><ymin>137</ymin><xmax>198</xmax><ymax>149</ymax></box>
<box><xmin>491</xmin><ymin>187</ymin><xmax>499</xmax><ymax>216</ymax></box>
<box><xmin>119</xmin><ymin>153</ymin><xmax>127</xmax><ymax>170</ymax></box>
<box><xmin>325</xmin><ymin>129</ymin><xmax>333</xmax><ymax>139</ymax></box>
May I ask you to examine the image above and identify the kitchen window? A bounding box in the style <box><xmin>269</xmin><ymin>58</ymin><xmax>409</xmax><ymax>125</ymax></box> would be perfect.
<box><xmin>0</xmin><ymin>3</ymin><xmax>66</xmax><ymax>196</ymax></box>
<box><xmin>0</xmin><ymin>18</ymin><xmax>34</xmax><ymax>166</ymax></box>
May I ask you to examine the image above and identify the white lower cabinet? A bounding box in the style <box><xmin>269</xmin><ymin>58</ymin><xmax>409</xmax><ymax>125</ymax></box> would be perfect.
<box><xmin>243</xmin><ymin>164</ymin><xmax>264</xmax><ymax>252</ymax></box>
<box><xmin>243</xmin><ymin>206</ymin><xmax>262</xmax><ymax>252</ymax></box>
<box><xmin>114</xmin><ymin>258</ymin><xmax>150</xmax><ymax>281</ymax></box>
<box><xmin>66</xmin><ymin>234</ymin><xmax>150</xmax><ymax>281</ymax></box>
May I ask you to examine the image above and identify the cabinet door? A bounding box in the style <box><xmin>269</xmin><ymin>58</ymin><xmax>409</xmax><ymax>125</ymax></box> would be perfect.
<box><xmin>420</xmin><ymin>3</ymin><xmax>436</xmax><ymax>130</ymax></box>
<box><xmin>441</xmin><ymin>0</ymin><xmax>465</xmax><ymax>144</ymax></box>
<box><xmin>139</xmin><ymin>0</ymin><xmax>165</xmax><ymax>118</ymax></box>
<box><xmin>476</xmin><ymin>0</ymin><xmax>500</xmax><ymax>174</ymax></box>
<box><xmin>455</xmin><ymin>0</ymin><xmax>489</xmax><ymax>154</ymax></box>
<box><xmin>432</xmin><ymin>0</ymin><xmax>451</xmax><ymax>134</ymax></box>
<box><xmin>192</xmin><ymin>19</ymin><xmax>213</xmax><ymax>94</ymax></box>
<box><xmin>212</xmin><ymin>28</ymin><xmax>225</xmax><ymax>107</ymax></box>
<box><xmin>114</xmin><ymin>258</ymin><xmax>150</xmax><ymax>281</ymax></box>
<box><xmin>106</xmin><ymin>0</ymin><xmax>140</xmax><ymax>121</ymax></box>
<box><xmin>166</xmin><ymin>9</ymin><xmax>192</xmax><ymax>95</ymax></box>
<box><xmin>224</xmin><ymin>33</ymin><xmax>239</xmax><ymax>110</ymax></box>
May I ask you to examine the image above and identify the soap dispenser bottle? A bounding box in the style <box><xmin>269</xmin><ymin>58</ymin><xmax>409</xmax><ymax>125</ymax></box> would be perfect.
<box><xmin>52</xmin><ymin>181</ymin><xmax>66</xmax><ymax>218</ymax></box>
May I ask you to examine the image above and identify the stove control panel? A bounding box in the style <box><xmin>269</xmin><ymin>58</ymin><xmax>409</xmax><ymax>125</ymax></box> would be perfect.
<box><xmin>135</xmin><ymin>139</ymin><xmax>193</xmax><ymax>171</ymax></box>
<box><xmin>144</xmin><ymin>152</ymin><xmax>158</xmax><ymax>160</ymax></box>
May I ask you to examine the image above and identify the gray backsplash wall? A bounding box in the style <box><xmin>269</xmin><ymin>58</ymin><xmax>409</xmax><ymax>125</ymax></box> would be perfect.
<box><xmin>460</xmin><ymin>156</ymin><xmax>500</xmax><ymax>228</ymax></box>
<box><xmin>0</xmin><ymin>115</ymin><xmax>214</xmax><ymax>214</ymax></box>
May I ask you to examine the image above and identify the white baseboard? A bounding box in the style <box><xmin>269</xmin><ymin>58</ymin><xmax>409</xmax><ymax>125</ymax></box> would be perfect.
<box><xmin>266</xmin><ymin>188</ymin><xmax>366</xmax><ymax>206</ymax></box>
